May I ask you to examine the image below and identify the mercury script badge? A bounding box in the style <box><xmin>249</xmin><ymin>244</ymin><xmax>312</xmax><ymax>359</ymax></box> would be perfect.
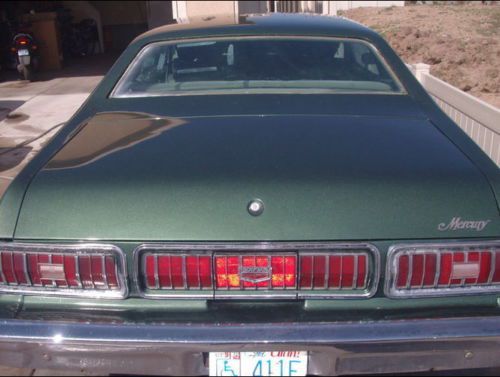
<box><xmin>438</xmin><ymin>217</ymin><xmax>491</xmax><ymax>232</ymax></box>
<box><xmin>240</xmin><ymin>266</ymin><xmax>272</xmax><ymax>283</ymax></box>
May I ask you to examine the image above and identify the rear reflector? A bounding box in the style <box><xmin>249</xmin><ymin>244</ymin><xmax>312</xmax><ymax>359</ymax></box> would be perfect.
<box><xmin>386</xmin><ymin>242</ymin><xmax>500</xmax><ymax>298</ymax></box>
<box><xmin>136</xmin><ymin>244</ymin><xmax>379</xmax><ymax>299</ymax></box>
<box><xmin>0</xmin><ymin>243</ymin><xmax>127</xmax><ymax>299</ymax></box>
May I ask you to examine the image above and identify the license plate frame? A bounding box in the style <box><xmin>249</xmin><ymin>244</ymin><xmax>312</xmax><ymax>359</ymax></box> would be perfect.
<box><xmin>209</xmin><ymin>351</ymin><xmax>308</xmax><ymax>376</ymax></box>
<box><xmin>17</xmin><ymin>49</ymin><xmax>29</xmax><ymax>56</ymax></box>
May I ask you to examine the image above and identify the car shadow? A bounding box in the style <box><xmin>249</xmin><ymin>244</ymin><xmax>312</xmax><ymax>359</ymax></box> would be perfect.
<box><xmin>0</xmin><ymin>146</ymin><xmax>32</xmax><ymax>172</ymax></box>
<box><xmin>0</xmin><ymin>100</ymin><xmax>25</xmax><ymax>121</ymax></box>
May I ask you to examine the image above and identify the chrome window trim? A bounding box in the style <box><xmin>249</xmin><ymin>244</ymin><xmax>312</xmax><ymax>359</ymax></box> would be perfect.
<box><xmin>0</xmin><ymin>243</ymin><xmax>128</xmax><ymax>299</ymax></box>
<box><xmin>110</xmin><ymin>35</ymin><xmax>407</xmax><ymax>98</ymax></box>
<box><xmin>385</xmin><ymin>240</ymin><xmax>500</xmax><ymax>299</ymax></box>
<box><xmin>133</xmin><ymin>242</ymin><xmax>380</xmax><ymax>300</ymax></box>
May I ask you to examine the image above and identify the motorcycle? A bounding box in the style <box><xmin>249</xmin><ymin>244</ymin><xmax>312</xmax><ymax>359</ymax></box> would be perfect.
<box><xmin>11</xmin><ymin>32</ymin><xmax>39</xmax><ymax>81</ymax></box>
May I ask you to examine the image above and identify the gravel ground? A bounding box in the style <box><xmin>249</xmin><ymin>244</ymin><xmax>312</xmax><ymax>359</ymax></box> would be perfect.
<box><xmin>343</xmin><ymin>3</ymin><xmax>500</xmax><ymax>108</ymax></box>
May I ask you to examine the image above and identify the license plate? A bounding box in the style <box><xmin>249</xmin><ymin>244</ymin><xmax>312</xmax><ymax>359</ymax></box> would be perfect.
<box><xmin>209</xmin><ymin>351</ymin><xmax>308</xmax><ymax>376</ymax></box>
<box><xmin>17</xmin><ymin>49</ymin><xmax>29</xmax><ymax>56</ymax></box>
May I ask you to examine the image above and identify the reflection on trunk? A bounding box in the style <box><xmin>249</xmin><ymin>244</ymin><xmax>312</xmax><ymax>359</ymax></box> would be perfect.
<box><xmin>46</xmin><ymin>112</ymin><xmax>185</xmax><ymax>170</ymax></box>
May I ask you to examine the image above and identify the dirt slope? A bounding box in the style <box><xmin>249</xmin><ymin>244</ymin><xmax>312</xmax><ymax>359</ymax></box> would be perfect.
<box><xmin>343</xmin><ymin>3</ymin><xmax>500</xmax><ymax>108</ymax></box>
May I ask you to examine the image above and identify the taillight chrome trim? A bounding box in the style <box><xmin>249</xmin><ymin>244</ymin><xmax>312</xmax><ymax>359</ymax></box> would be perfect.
<box><xmin>0</xmin><ymin>243</ymin><xmax>128</xmax><ymax>299</ymax></box>
<box><xmin>133</xmin><ymin>242</ymin><xmax>380</xmax><ymax>300</ymax></box>
<box><xmin>385</xmin><ymin>241</ymin><xmax>500</xmax><ymax>299</ymax></box>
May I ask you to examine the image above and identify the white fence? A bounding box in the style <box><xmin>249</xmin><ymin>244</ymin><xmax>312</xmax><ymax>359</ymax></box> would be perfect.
<box><xmin>322</xmin><ymin>1</ymin><xmax>404</xmax><ymax>15</ymax></box>
<box><xmin>409</xmin><ymin>63</ymin><xmax>500</xmax><ymax>167</ymax></box>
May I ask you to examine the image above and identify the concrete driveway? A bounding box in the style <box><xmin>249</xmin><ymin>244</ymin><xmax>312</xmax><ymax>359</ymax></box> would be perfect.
<box><xmin>0</xmin><ymin>54</ymin><xmax>115</xmax><ymax>201</ymax></box>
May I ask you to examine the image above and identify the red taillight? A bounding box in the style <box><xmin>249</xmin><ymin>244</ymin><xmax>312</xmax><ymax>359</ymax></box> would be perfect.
<box><xmin>105</xmin><ymin>256</ymin><xmax>119</xmax><ymax>288</ymax></box>
<box><xmin>1</xmin><ymin>252</ymin><xmax>17</xmax><ymax>284</ymax></box>
<box><xmin>215</xmin><ymin>256</ymin><xmax>238</xmax><ymax>288</ymax></box>
<box><xmin>298</xmin><ymin>253</ymin><xmax>369</xmax><ymax>290</ymax></box>
<box><xmin>214</xmin><ymin>254</ymin><xmax>297</xmax><ymax>291</ymax></box>
<box><xmin>144</xmin><ymin>254</ymin><xmax>213</xmax><ymax>291</ymax></box>
<box><xmin>387</xmin><ymin>243</ymin><xmax>500</xmax><ymax>298</ymax></box>
<box><xmin>0</xmin><ymin>244</ymin><xmax>126</xmax><ymax>298</ymax></box>
<box><xmin>170</xmin><ymin>256</ymin><xmax>184</xmax><ymax>288</ymax></box>
<box><xmin>78</xmin><ymin>255</ymin><xmax>93</xmax><ymax>288</ymax></box>
<box><xmin>64</xmin><ymin>255</ymin><xmax>80</xmax><ymax>287</ymax></box>
<box><xmin>312</xmin><ymin>255</ymin><xmax>327</xmax><ymax>288</ymax></box>
<box><xmin>139</xmin><ymin>245</ymin><xmax>378</xmax><ymax>299</ymax></box>
<box><xmin>272</xmin><ymin>255</ymin><xmax>296</xmax><ymax>288</ymax></box>
<box><xmin>13</xmin><ymin>253</ymin><xmax>28</xmax><ymax>284</ymax></box>
<box><xmin>15</xmin><ymin>37</ymin><xmax>30</xmax><ymax>46</ymax></box>
<box><xmin>422</xmin><ymin>253</ymin><xmax>437</xmax><ymax>286</ymax></box>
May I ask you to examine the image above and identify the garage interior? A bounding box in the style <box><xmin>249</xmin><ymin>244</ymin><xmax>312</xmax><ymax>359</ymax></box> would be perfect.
<box><xmin>0</xmin><ymin>1</ymin><xmax>174</xmax><ymax>79</ymax></box>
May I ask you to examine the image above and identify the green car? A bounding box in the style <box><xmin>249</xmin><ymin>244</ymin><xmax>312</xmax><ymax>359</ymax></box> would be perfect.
<box><xmin>0</xmin><ymin>13</ymin><xmax>499</xmax><ymax>376</ymax></box>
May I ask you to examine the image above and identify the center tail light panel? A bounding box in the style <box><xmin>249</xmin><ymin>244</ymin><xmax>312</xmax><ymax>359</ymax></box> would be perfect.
<box><xmin>134</xmin><ymin>243</ymin><xmax>380</xmax><ymax>299</ymax></box>
<box><xmin>0</xmin><ymin>243</ymin><xmax>128</xmax><ymax>299</ymax></box>
<box><xmin>385</xmin><ymin>241</ymin><xmax>500</xmax><ymax>299</ymax></box>
<box><xmin>214</xmin><ymin>252</ymin><xmax>299</xmax><ymax>299</ymax></box>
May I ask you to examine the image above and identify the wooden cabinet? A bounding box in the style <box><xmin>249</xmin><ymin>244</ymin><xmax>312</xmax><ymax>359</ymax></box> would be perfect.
<box><xmin>22</xmin><ymin>12</ymin><xmax>63</xmax><ymax>70</ymax></box>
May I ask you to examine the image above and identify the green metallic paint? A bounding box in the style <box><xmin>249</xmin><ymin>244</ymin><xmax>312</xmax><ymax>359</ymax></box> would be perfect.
<box><xmin>0</xmin><ymin>295</ymin><xmax>22</xmax><ymax>319</ymax></box>
<box><xmin>0</xmin><ymin>14</ymin><xmax>498</xmax><ymax>317</ymax></box>
<box><xmin>14</xmin><ymin>111</ymin><xmax>499</xmax><ymax>240</ymax></box>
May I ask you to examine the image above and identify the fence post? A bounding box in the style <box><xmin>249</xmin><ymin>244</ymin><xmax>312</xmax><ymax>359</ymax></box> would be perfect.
<box><xmin>322</xmin><ymin>1</ymin><xmax>338</xmax><ymax>15</ymax></box>
<box><xmin>414</xmin><ymin>63</ymin><xmax>430</xmax><ymax>83</ymax></box>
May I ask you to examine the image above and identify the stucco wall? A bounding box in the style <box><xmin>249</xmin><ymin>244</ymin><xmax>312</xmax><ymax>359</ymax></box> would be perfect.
<box><xmin>185</xmin><ymin>1</ymin><xmax>238</xmax><ymax>19</ymax></box>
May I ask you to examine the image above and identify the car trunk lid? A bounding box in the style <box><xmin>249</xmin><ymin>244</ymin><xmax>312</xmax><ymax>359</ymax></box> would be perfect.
<box><xmin>15</xmin><ymin>111</ymin><xmax>499</xmax><ymax>240</ymax></box>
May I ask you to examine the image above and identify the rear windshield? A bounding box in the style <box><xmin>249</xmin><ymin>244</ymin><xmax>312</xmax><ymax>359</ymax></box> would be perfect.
<box><xmin>111</xmin><ymin>37</ymin><xmax>404</xmax><ymax>97</ymax></box>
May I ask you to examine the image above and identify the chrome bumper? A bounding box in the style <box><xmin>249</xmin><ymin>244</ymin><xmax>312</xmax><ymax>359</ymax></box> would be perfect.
<box><xmin>0</xmin><ymin>316</ymin><xmax>500</xmax><ymax>375</ymax></box>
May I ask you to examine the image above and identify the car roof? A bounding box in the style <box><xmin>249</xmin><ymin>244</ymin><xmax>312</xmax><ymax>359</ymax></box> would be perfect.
<box><xmin>133</xmin><ymin>13</ymin><xmax>379</xmax><ymax>44</ymax></box>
